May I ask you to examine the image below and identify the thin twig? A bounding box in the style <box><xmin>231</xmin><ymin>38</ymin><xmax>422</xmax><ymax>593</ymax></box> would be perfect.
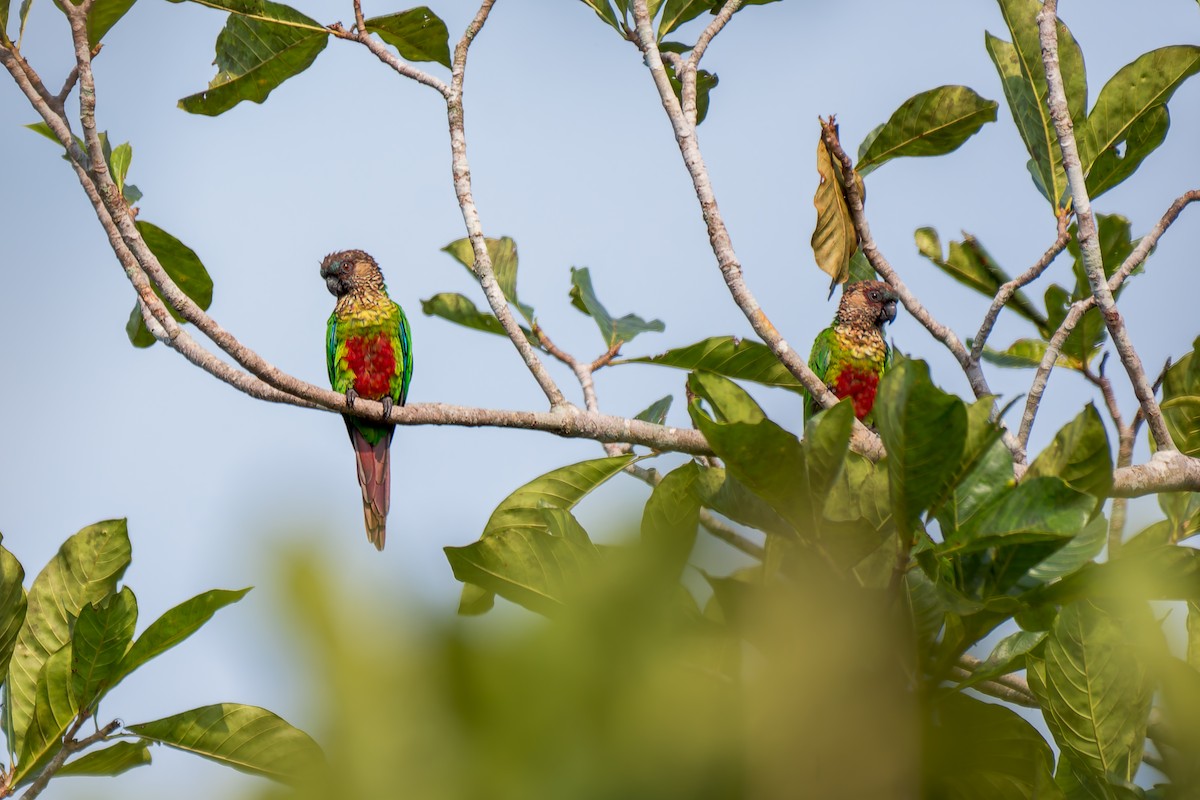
<box><xmin>326</xmin><ymin>23</ymin><xmax>450</xmax><ymax>97</ymax></box>
<box><xmin>20</xmin><ymin>718</ymin><xmax>121</xmax><ymax>800</ymax></box>
<box><xmin>971</xmin><ymin>212</ymin><xmax>1069</xmax><ymax>363</ymax></box>
<box><xmin>1037</xmin><ymin>0</ymin><xmax>1174</xmax><ymax>453</ymax></box>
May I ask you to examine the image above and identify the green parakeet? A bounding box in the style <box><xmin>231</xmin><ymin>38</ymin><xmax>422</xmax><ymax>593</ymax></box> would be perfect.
<box><xmin>806</xmin><ymin>279</ymin><xmax>898</xmax><ymax>423</ymax></box>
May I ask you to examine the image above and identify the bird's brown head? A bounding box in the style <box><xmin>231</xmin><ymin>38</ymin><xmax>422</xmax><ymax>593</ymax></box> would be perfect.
<box><xmin>836</xmin><ymin>279</ymin><xmax>899</xmax><ymax>330</ymax></box>
<box><xmin>320</xmin><ymin>249</ymin><xmax>384</xmax><ymax>298</ymax></box>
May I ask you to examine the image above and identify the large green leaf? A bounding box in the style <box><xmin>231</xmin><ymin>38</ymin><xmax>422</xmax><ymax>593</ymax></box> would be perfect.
<box><xmin>363</xmin><ymin>7</ymin><xmax>450</xmax><ymax>68</ymax></box>
<box><xmin>1024</xmin><ymin>513</ymin><xmax>1107</xmax><ymax>584</ymax></box>
<box><xmin>923</xmin><ymin>692</ymin><xmax>1061</xmax><ymax>799</ymax></box>
<box><xmin>1162</xmin><ymin>337</ymin><xmax>1200</xmax><ymax>457</ymax></box>
<box><xmin>914</xmin><ymin>227</ymin><xmax>1047</xmax><ymax>332</ymax></box>
<box><xmin>803</xmin><ymin>398</ymin><xmax>854</xmax><ymax>503</ymax></box>
<box><xmin>1085</xmin><ymin>104</ymin><xmax>1169</xmax><ymax>199</ymax></box>
<box><xmin>656</xmin><ymin>0</ymin><xmax>709</xmax><ymax>39</ymax></box>
<box><xmin>569</xmin><ymin>266</ymin><xmax>664</xmax><ymax>348</ymax></box>
<box><xmin>126</xmin><ymin>221</ymin><xmax>215</xmax><ymax>348</ymax></box>
<box><xmin>128</xmin><ymin>704</ymin><xmax>322</xmax><ymax>785</ymax></box>
<box><xmin>442</xmin><ymin>236</ymin><xmax>535</xmax><ymax>324</ymax></box>
<box><xmin>948</xmin><ymin>477</ymin><xmax>1093</xmax><ymax>553</ymax></box>
<box><xmin>114</xmin><ymin>587</ymin><xmax>251</xmax><ymax>686</ymax></box>
<box><xmin>1079</xmin><ymin>45</ymin><xmax>1200</xmax><ymax>185</ymax></box>
<box><xmin>173</xmin><ymin>0</ymin><xmax>329</xmax><ymax>116</ymax></box>
<box><xmin>0</xmin><ymin>538</ymin><xmax>26</xmax><ymax>682</ymax></box>
<box><xmin>874</xmin><ymin>358</ymin><xmax>967</xmax><ymax>540</ymax></box>
<box><xmin>71</xmin><ymin>586</ymin><xmax>137</xmax><ymax>713</ymax></box>
<box><xmin>444</xmin><ymin>524</ymin><xmax>599</xmax><ymax>615</ymax></box>
<box><xmin>1038</xmin><ymin>601</ymin><xmax>1153</xmax><ymax>785</ymax></box>
<box><xmin>686</xmin><ymin>370</ymin><xmax>765</xmax><ymax>424</ymax></box>
<box><xmin>980</xmin><ymin>338</ymin><xmax>1060</xmax><ymax>370</ymax></box>
<box><xmin>640</xmin><ymin>462</ymin><xmax>700</xmax><ymax>578</ymax></box>
<box><xmin>1027</xmin><ymin>404</ymin><xmax>1113</xmax><ymax>498</ymax></box>
<box><xmin>481</xmin><ymin>455</ymin><xmax>635</xmax><ymax>539</ymax></box>
<box><xmin>13</xmin><ymin>644</ymin><xmax>76</xmax><ymax>786</ymax></box>
<box><xmin>420</xmin><ymin>293</ymin><xmax>538</xmax><ymax>346</ymax></box>
<box><xmin>987</xmin><ymin>0</ymin><xmax>1086</xmax><ymax>210</ymax></box>
<box><xmin>692</xmin><ymin>466</ymin><xmax>792</xmax><ymax>538</ymax></box>
<box><xmin>450</xmin><ymin>455</ymin><xmax>633</xmax><ymax>614</ymax></box>
<box><xmin>689</xmin><ymin>390</ymin><xmax>809</xmax><ymax>535</ymax></box>
<box><xmin>932</xmin><ymin>398</ymin><xmax>1011</xmax><ymax>534</ymax></box>
<box><xmin>7</xmin><ymin>519</ymin><xmax>130</xmax><ymax>758</ymax></box>
<box><xmin>621</xmin><ymin>336</ymin><xmax>802</xmax><ymax>391</ymax></box>
<box><xmin>856</xmin><ymin>85</ymin><xmax>997</xmax><ymax>176</ymax></box>
<box><xmin>811</xmin><ymin>136</ymin><xmax>857</xmax><ymax>287</ymax></box>
<box><xmin>58</xmin><ymin>740</ymin><xmax>152</xmax><ymax>777</ymax></box>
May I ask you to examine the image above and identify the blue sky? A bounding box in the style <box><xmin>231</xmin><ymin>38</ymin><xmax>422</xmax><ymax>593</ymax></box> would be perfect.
<box><xmin>1</xmin><ymin>0</ymin><xmax>1198</xmax><ymax>795</ymax></box>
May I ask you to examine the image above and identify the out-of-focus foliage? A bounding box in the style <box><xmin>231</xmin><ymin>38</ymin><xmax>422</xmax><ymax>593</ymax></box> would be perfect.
<box><xmin>0</xmin><ymin>523</ymin><xmax>319</xmax><ymax>794</ymax></box>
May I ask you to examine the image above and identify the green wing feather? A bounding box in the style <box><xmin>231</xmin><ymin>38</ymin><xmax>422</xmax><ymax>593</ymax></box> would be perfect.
<box><xmin>805</xmin><ymin>325</ymin><xmax>837</xmax><ymax>419</ymax></box>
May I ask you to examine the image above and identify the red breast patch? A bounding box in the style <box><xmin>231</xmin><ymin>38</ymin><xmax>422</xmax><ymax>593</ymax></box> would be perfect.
<box><xmin>345</xmin><ymin>333</ymin><xmax>396</xmax><ymax>399</ymax></box>
<box><xmin>832</xmin><ymin>367</ymin><xmax>880</xmax><ymax>420</ymax></box>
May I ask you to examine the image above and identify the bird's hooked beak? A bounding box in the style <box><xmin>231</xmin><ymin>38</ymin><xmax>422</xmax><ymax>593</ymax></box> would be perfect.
<box><xmin>881</xmin><ymin>297</ymin><xmax>898</xmax><ymax>324</ymax></box>
<box><xmin>321</xmin><ymin>260</ymin><xmax>346</xmax><ymax>297</ymax></box>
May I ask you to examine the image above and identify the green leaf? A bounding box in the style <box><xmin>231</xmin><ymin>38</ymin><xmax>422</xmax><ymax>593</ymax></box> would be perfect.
<box><xmin>128</xmin><ymin>704</ymin><xmax>322</xmax><ymax>785</ymax></box>
<box><xmin>1162</xmin><ymin>336</ymin><xmax>1200</xmax><ymax>457</ymax></box>
<box><xmin>1085</xmin><ymin>104</ymin><xmax>1169</xmax><ymax>199</ymax></box>
<box><xmin>621</xmin><ymin>336</ymin><xmax>802</xmax><ymax>391</ymax></box>
<box><xmin>125</xmin><ymin>221</ymin><xmax>215</xmax><ymax>349</ymax></box>
<box><xmin>578</xmin><ymin>0</ymin><xmax>621</xmax><ymax>32</ymax></box>
<box><xmin>1027</xmin><ymin>404</ymin><xmax>1113</xmax><ymax>498</ymax></box>
<box><xmin>114</xmin><ymin>587</ymin><xmax>251</xmax><ymax>686</ymax></box>
<box><xmin>449</xmin><ymin>456</ymin><xmax>632</xmax><ymax>615</ymax></box>
<box><xmin>1190</xmin><ymin>601</ymin><xmax>1200</xmax><ymax>672</ymax></box>
<box><xmin>363</xmin><ymin>7</ymin><xmax>450</xmax><ymax>68</ymax></box>
<box><xmin>441</xmin><ymin>236</ymin><xmax>535</xmax><ymax>324</ymax></box>
<box><xmin>444</xmin><ymin>528</ymin><xmax>599</xmax><ymax>616</ymax></box>
<box><xmin>482</xmin><ymin>455</ymin><xmax>635</xmax><ymax>540</ymax></box>
<box><xmin>641</xmin><ymin>462</ymin><xmax>701</xmax><ymax>577</ymax></box>
<box><xmin>0</xmin><ymin>539</ymin><xmax>26</xmax><ymax>683</ymax></box>
<box><xmin>109</xmin><ymin>141</ymin><xmax>132</xmax><ymax>195</ymax></box>
<box><xmin>913</xmin><ymin>227</ymin><xmax>1047</xmax><ymax>332</ymax></box>
<box><xmin>692</xmin><ymin>466</ymin><xmax>792</xmax><ymax>538</ymax></box>
<box><xmin>847</xmin><ymin>248</ymin><xmax>877</xmax><ymax>283</ymax></box>
<box><xmin>58</xmin><ymin>740</ymin><xmax>152</xmax><ymax>777</ymax></box>
<box><xmin>1038</xmin><ymin>601</ymin><xmax>1153</xmax><ymax>785</ymax></box>
<box><xmin>1079</xmin><ymin>45</ymin><xmax>1200</xmax><ymax>183</ymax></box>
<box><xmin>930</xmin><ymin>397</ymin><xmax>1010</xmax><ymax>532</ymax></box>
<box><xmin>874</xmin><ymin>358</ymin><xmax>967</xmax><ymax>541</ymax></box>
<box><xmin>1044</xmin><ymin>285</ymin><xmax>1106</xmax><ymax>370</ymax></box>
<box><xmin>7</xmin><ymin>519</ymin><xmax>130</xmax><ymax>758</ymax></box>
<box><xmin>949</xmin><ymin>477</ymin><xmax>1094</xmax><ymax>553</ymax></box>
<box><xmin>980</xmin><ymin>338</ymin><xmax>1056</xmax><ymax>370</ymax></box>
<box><xmin>568</xmin><ymin>266</ymin><xmax>664</xmax><ymax>348</ymax></box>
<box><xmin>85</xmin><ymin>0</ymin><xmax>138</xmax><ymax>44</ymax></box>
<box><xmin>1025</xmin><ymin>513</ymin><xmax>1107</xmax><ymax>584</ymax></box>
<box><xmin>1</xmin><ymin>0</ymin><xmax>8</xmax><ymax>40</ymax></box>
<box><xmin>686</xmin><ymin>371</ymin><xmax>765</xmax><ymax>424</ymax></box>
<box><xmin>987</xmin><ymin>0</ymin><xmax>1086</xmax><ymax>211</ymax></box>
<box><xmin>174</xmin><ymin>0</ymin><xmax>329</xmax><ymax>116</ymax></box>
<box><xmin>657</xmin><ymin>0</ymin><xmax>709</xmax><ymax>38</ymax></box>
<box><xmin>803</xmin><ymin>398</ymin><xmax>854</xmax><ymax>502</ymax></box>
<box><xmin>1066</xmin><ymin>214</ymin><xmax>1134</xmax><ymax>300</ymax></box>
<box><xmin>689</xmin><ymin>393</ymin><xmax>809</xmax><ymax>535</ymax></box>
<box><xmin>855</xmin><ymin>85</ymin><xmax>997</xmax><ymax>176</ymax></box>
<box><xmin>924</xmin><ymin>692</ymin><xmax>1061</xmax><ymax>799</ymax></box>
<box><xmin>811</xmin><ymin>136</ymin><xmax>857</xmax><ymax>287</ymax></box>
<box><xmin>420</xmin><ymin>292</ymin><xmax>537</xmax><ymax>346</ymax></box>
<box><xmin>633</xmin><ymin>394</ymin><xmax>672</xmax><ymax>425</ymax></box>
<box><xmin>71</xmin><ymin>586</ymin><xmax>137</xmax><ymax>712</ymax></box>
<box><xmin>13</xmin><ymin>643</ymin><xmax>76</xmax><ymax>786</ymax></box>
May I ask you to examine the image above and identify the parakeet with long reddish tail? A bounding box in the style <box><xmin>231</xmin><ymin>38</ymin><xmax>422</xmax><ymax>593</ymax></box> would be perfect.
<box><xmin>806</xmin><ymin>279</ymin><xmax>898</xmax><ymax>424</ymax></box>
<box><xmin>321</xmin><ymin>249</ymin><xmax>413</xmax><ymax>550</ymax></box>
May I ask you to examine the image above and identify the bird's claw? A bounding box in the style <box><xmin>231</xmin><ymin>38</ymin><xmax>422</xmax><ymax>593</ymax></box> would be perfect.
<box><xmin>345</xmin><ymin>388</ymin><xmax>359</xmax><ymax>409</ymax></box>
<box><xmin>381</xmin><ymin>396</ymin><xmax>394</xmax><ymax>421</ymax></box>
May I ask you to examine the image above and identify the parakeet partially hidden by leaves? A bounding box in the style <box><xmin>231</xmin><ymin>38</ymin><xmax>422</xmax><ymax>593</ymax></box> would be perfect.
<box><xmin>322</xmin><ymin>250</ymin><xmax>413</xmax><ymax>550</ymax></box>
<box><xmin>806</xmin><ymin>279</ymin><xmax>899</xmax><ymax>423</ymax></box>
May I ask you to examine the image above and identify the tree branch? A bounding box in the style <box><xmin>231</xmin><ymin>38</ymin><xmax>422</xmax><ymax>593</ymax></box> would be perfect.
<box><xmin>971</xmin><ymin>213</ymin><xmax>1069</xmax><ymax>363</ymax></box>
<box><xmin>19</xmin><ymin>718</ymin><xmax>121</xmax><ymax>800</ymax></box>
<box><xmin>629</xmin><ymin>0</ymin><xmax>881</xmax><ymax>461</ymax></box>
<box><xmin>1037</xmin><ymin>0</ymin><xmax>1174</xmax><ymax>453</ymax></box>
<box><xmin>1111</xmin><ymin>451</ymin><xmax>1200</xmax><ymax>497</ymax></box>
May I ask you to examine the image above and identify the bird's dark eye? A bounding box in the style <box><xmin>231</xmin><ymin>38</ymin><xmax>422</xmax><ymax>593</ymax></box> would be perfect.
<box><xmin>869</xmin><ymin>290</ymin><xmax>881</xmax><ymax>302</ymax></box>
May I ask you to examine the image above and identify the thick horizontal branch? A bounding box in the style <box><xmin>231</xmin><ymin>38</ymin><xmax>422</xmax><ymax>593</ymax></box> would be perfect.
<box><xmin>1111</xmin><ymin>451</ymin><xmax>1200</xmax><ymax>497</ymax></box>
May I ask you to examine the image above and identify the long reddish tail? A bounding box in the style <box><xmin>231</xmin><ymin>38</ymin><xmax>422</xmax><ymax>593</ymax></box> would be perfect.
<box><xmin>350</xmin><ymin>429</ymin><xmax>391</xmax><ymax>550</ymax></box>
